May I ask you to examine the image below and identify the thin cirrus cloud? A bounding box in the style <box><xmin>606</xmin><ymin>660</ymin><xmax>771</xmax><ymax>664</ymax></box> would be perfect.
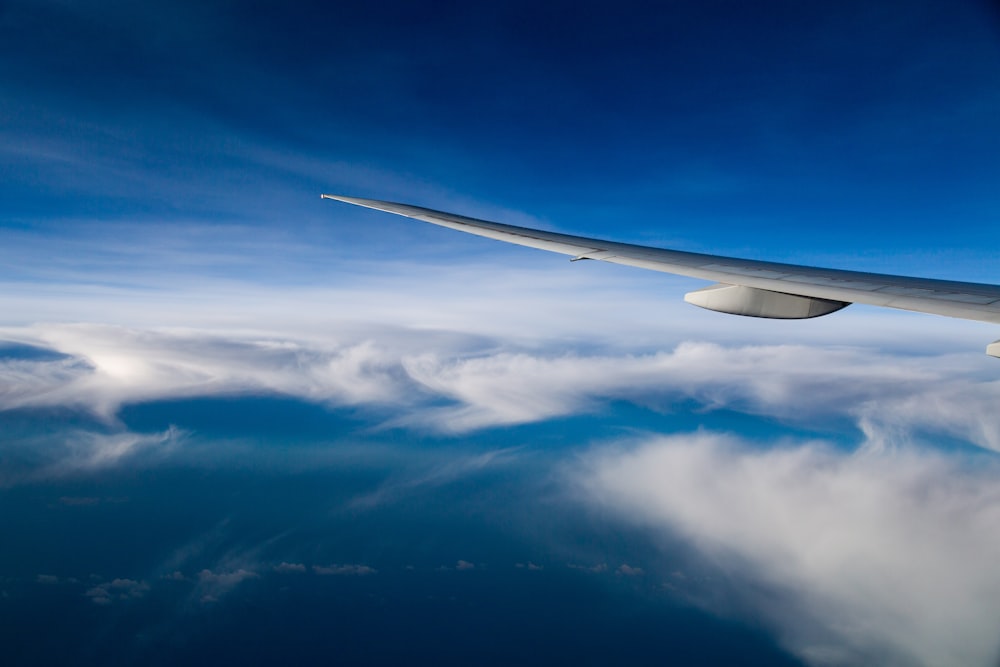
<box><xmin>579</xmin><ymin>433</ymin><xmax>1000</xmax><ymax>667</ymax></box>
<box><xmin>0</xmin><ymin>422</ymin><xmax>185</xmax><ymax>486</ymax></box>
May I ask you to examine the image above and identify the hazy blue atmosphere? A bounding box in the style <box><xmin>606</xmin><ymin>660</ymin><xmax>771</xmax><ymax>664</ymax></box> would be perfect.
<box><xmin>3</xmin><ymin>2</ymin><xmax>1000</xmax><ymax>666</ymax></box>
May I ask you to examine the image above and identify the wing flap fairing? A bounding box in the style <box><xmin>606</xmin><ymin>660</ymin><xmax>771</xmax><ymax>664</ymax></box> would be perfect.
<box><xmin>684</xmin><ymin>284</ymin><xmax>850</xmax><ymax>319</ymax></box>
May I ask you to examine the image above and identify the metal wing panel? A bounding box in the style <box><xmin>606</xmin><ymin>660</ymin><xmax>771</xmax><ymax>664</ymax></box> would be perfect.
<box><xmin>322</xmin><ymin>195</ymin><xmax>1000</xmax><ymax>325</ymax></box>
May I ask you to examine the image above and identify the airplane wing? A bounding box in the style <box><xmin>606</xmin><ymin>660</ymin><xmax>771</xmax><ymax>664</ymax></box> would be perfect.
<box><xmin>322</xmin><ymin>195</ymin><xmax>1000</xmax><ymax>357</ymax></box>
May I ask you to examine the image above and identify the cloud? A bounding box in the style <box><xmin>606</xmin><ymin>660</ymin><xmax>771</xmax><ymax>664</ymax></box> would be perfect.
<box><xmin>2</xmin><ymin>234</ymin><xmax>998</xmax><ymax>665</ymax></box>
<box><xmin>348</xmin><ymin>446</ymin><xmax>524</xmax><ymax>509</ymax></box>
<box><xmin>198</xmin><ymin>568</ymin><xmax>259</xmax><ymax>586</ymax></box>
<box><xmin>196</xmin><ymin>568</ymin><xmax>259</xmax><ymax>604</ymax></box>
<box><xmin>85</xmin><ymin>578</ymin><xmax>150</xmax><ymax>605</ymax></box>
<box><xmin>435</xmin><ymin>560</ymin><xmax>479</xmax><ymax>572</ymax></box>
<box><xmin>0</xmin><ymin>426</ymin><xmax>185</xmax><ymax>485</ymax></box>
<box><xmin>273</xmin><ymin>562</ymin><xmax>306</xmax><ymax>574</ymax></box>
<box><xmin>3</xmin><ymin>320</ymin><xmax>1000</xmax><ymax>501</ymax></box>
<box><xmin>0</xmin><ymin>324</ymin><xmax>413</xmax><ymax>419</ymax></box>
<box><xmin>397</xmin><ymin>341</ymin><xmax>1000</xmax><ymax>449</ymax></box>
<box><xmin>580</xmin><ymin>433</ymin><xmax>1000</xmax><ymax>667</ymax></box>
<box><xmin>3</xmin><ymin>324</ymin><xmax>1000</xmax><ymax>453</ymax></box>
<box><xmin>312</xmin><ymin>564</ymin><xmax>376</xmax><ymax>576</ymax></box>
<box><xmin>568</xmin><ymin>563</ymin><xmax>608</xmax><ymax>574</ymax></box>
<box><xmin>64</xmin><ymin>427</ymin><xmax>183</xmax><ymax>469</ymax></box>
<box><xmin>57</xmin><ymin>496</ymin><xmax>101</xmax><ymax>506</ymax></box>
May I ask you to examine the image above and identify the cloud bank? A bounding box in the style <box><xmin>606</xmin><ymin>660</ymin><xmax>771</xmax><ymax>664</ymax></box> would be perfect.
<box><xmin>581</xmin><ymin>433</ymin><xmax>1000</xmax><ymax>667</ymax></box>
<box><xmin>2</xmin><ymin>322</ymin><xmax>999</xmax><ymax>449</ymax></box>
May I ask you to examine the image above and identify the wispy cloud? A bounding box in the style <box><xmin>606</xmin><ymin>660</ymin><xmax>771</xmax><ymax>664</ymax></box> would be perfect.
<box><xmin>63</xmin><ymin>427</ymin><xmax>183</xmax><ymax>469</ymax></box>
<box><xmin>580</xmin><ymin>433</ymin><xmax>1000</xmax><ymax>667</ymax></box>
<box><xmin>196</xmin><ymin>568</ymin><xmax>259</xmax><ymax>605</ymax></box>
<box><xmin>0</xmin><ymin>426</ymin><xmax>184</xmax><ymax>486</ymax></box>
<box><xmin>348</xmin><ymin>446</ymin><xmax>524</xmax><ymax>509</ymax></box>
<box><xmin>3</xmin><ymin>323</ymin><xmax>999</xmax><ymax>452</ymax></box>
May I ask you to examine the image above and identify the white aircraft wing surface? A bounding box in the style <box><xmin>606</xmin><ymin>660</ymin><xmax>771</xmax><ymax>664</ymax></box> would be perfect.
<box><xmin>322</xmin><ymin>195</ymin><xmax>1000</xmax><ymax>357</ymax></box>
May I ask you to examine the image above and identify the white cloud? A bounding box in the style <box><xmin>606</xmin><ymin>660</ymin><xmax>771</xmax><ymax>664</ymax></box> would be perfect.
<box><xmin>3</xmin><ymin>324</ymin><xmax>1000</xmax><ymax>455</ymax></box>
<box><xmin>581</xmin><ymin>433</ymin><xmax>1000</xmax><ymax>667</ymax></box>
<box><xmin>0</xmin><ymin>324</ymin><xmax>412</xmax><ymax>419</ymax></box>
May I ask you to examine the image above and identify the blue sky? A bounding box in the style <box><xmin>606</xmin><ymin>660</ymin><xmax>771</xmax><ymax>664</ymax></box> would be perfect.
<box><xmin>3</xmin><ymin>2</ymin><xmax>1000</xmax><ymax>666</ymax></box>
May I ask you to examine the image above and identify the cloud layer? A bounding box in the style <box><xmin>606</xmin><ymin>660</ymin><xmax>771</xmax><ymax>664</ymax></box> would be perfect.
<box><xmin>2</xmin><ymin>322</ymin><xmax>999</xmax><ymax>447</ymax></box>
<box><xmin>582</xmin><ymin>433</ymin><xmax>1000</xmax><ymax>667</ymax></box>
<box><xmin>3</xmin><ymin>317</ymin><xmax>1000</xmax><ymax>666</ymax></box>
<box><xmin>3</xmin><ymin>262</ymin><xmax>1000</xmax><ymax>667</ymax></box>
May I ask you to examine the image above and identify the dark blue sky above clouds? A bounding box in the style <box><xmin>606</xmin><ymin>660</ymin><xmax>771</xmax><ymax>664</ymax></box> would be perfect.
<box><xmin>4</xmin><ymin>0</ymin><xmax>1000</xmax><ymax>255</ymax></box>
<box><xmin>3</xmin><ymin>2</ymin><xmax>1000</xmax><ymax>666</ymax></box>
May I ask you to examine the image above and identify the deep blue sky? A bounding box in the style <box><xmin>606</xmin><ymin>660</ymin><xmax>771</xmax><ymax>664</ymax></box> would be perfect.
<box><xmin>3</xmin><ymin>2</ymin><xmax>1000</xmax><ymax>666</ymax></box>
<box><xmin>4</xmin><ymin>1</ymin><xmax>1000</xmax><ymax>261</ymax></box>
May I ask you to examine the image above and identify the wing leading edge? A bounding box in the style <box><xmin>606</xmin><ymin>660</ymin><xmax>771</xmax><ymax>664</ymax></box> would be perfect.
<box><xmin>322</xmin><ymin>195</ymin><xmax>1000</xmax><ymax>356</ymax></box>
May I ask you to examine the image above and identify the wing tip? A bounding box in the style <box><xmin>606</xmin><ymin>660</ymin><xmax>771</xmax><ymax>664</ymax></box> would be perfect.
<box><xmin>320</xmin><ymin>194</ymin><xmax>388</xmax><ymax>208</ymax></box>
